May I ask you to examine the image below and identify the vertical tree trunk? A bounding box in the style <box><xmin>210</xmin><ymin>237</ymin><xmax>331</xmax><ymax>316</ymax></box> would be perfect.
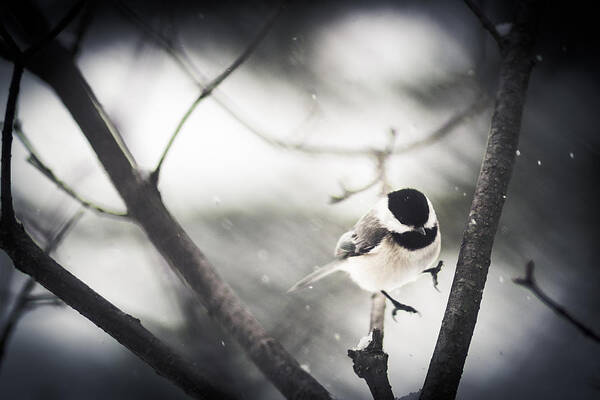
<box><xmin>420</xmin><ymin>1</ymin><xmax>541</xmax><ymax>399</ymax></box>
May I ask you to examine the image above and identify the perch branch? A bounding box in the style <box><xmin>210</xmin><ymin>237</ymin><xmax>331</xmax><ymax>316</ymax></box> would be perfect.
<box><xmin>347</xmin><ymin>132</ymin><xmax>397</xmax><ymax>398</ymax></box>
<box><xmin>8</xmin><ymin>2</ymin><xmax>331</xmax><ymax>398</ymax></box>
<box><xmin>463</xmin><ymin>0</ymin><xmax>505</xmax><ymax>48</ymax></box>
<box><xmin>348</xmin><ymin>329</ymin><xmax>395</xmax><ymax>400</ymax></box>
<box><xmin>13</xmin><ymin>122</ymin><xmax>127</xmax><ymax>217</ymax></box>
<box><xmin>420</xmin><ymin>1</ymin><xmax>543</xmax><ymax>399</ymax></box>
<box><xmin>151</xmin><ymin>2</ymin><xmax>285</xmax><ymax>183</ymax></box>
<box><xmin>514</xmin><ymin>261</ymin><xmax>600</xmax><ymax>343</ymax></box>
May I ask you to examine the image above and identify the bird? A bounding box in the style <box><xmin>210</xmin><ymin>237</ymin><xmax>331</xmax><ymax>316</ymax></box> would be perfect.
<box><xmin>288</xmin><ymin>188</ymin><xmax>442</xmax><ymax>317</ymax></box>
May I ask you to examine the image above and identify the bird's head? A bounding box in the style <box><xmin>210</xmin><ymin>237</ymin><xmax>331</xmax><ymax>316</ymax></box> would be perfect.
<box><xmin>376</xmin><ymin>188</ymin><xmax>437</xmax><ymax>235</ymax></box>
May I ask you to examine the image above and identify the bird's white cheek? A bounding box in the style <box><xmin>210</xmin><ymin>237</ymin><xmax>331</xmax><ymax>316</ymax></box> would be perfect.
<box><xmin>375</xmin><ymin>199</ymin><xmax>412</xmax><ymax>233</ymax></box>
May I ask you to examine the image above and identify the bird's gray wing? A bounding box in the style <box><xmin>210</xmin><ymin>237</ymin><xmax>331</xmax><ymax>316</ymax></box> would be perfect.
<box><xmin>335</xmin><ymin>211</ymin><xmax>388</xmax><ymax>259</ymax></box>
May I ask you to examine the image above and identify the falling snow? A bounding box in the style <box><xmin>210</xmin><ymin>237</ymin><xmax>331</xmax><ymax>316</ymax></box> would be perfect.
<box><xmin>495</xmin><ymin>22</ymin><xmax>513</xmax><ymax>36</ymax></box>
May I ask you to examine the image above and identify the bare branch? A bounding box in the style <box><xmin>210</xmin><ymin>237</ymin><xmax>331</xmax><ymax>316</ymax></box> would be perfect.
<box><xmin>420</xmin><ymin>1</ymin><xmax>543</xmax><ymax>399</ymax></box>
<box><xmin>112</xmin><ymin>0</ymin><xmax>205</xmax><ymax>85</ymax></box>
<box><xmin>0</xmin><ymin>277</ymin><xmax>35</xmax><ymax>371</ymax></box>
<box><xmin>0</xmin><ymin>19</ymin><xmax>24</xmax><ymax>225</ymax></box>
<box><xmin>0</xmin><ymin>61</ymin><xmax>22</xmax><ymax>226</ymax></box>
<box><xmin>22</xmin><ymin>0</ymin><xmax>85</xmax><ymax>58</ymax></box>
<box><xmin>0</xmin><ymin>223</ymin><xmax>234</xmax><ymax>399</ymax></box>
<box><xmin>70</xmin><ymin>2</ymin><xmax>95</xmax><ymax>57</ymax></box>
<box><xmin>0</xmin><ymin>209</ymin><xmax>82</xmax><ymax>370</ymax></box>
<box><xmin>348</xmin><ymin>329</ymin><xmax>395</xmax><ymax>400</ymax></box>
<box><xmin>13</xmin><ymin>122</ymin><xmax>128</xmax><ymax>218</ymax></box>
<box><xmin>514</xmin><ymin>261</ymin><xmax>600</xmax><ymax>343</ymax></box>
<box><xmin>464</xmin><ymin>0</ymin><xmax>505</xmax><ymax>48</ymax></box>
<box><xmin>394</xmin><ymin>95</ymin><xmax>490</xmax><ymax>154</ymax></box>
<box><xmin>14</xmin><ymin>3</ymin><xmax>331</xmax><ymax>398</ymax></box>
<box><xmin>151</xmin><ymin>2</ymin><xmax>286</xmax><ymax>182</ymax></box>
<box><xmin>329</xmin><ymin>172</ymin><xmax>382</xmax><ymax>204</ymax></box>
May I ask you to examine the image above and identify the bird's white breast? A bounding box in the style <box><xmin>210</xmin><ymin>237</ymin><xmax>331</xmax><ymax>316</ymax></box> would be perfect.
<box><xmin>341</xmin><ymin>232</ymin><xmax>441</xmax><ymax>292</ymax></box>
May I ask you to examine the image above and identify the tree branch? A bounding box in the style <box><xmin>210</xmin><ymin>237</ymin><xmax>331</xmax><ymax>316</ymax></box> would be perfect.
<box><xmin>151</xmin><ymin>1</ymin><xmax>285</xmax><ymax>183</ymax></box>
<box><xmin>347</xmin><ymin>140</ymin><xmax>396</xmax><ymax>399</ymax></box>
<box><xmin>463</xmin><ymin>0</ymin><xmax>505</xmax><ymax>48</ymax></box>
<box><xmin>0</xmin><ymin>224</ymin><xmax>234</xmax><ymax>399</ymax></box>
<box><xmin>0</xmin><ymin>209</ymin><xmax>82</xmax><ymax>371</ymax></box>
<box><xmin>348</xmin><ymin>329</ymin><xmax>394</xmax><ymax>400</ymax></box>
<box><xmin>420</xmin><ymin>1</ymin><xmax>542</xmax><ymax>399</ymax></box>
<box><xmin>13</xmin><ymin>121</ymin><xmax>128</xmax><ymax>217</ymax></box>
<box><xmin>9</xmin><ymin>2</ymin><xmax>331</xmax><ymax>398</ymax></box>
<box><xmin>514</xmin><ymin>261</ymin><xmax>600</xmax><ymax>343</ymax></box>
<box><xmin>0</xmin><ymin>61</ymin><xmax>22</xmax><ymax>226</ymax></box>
<box><xmin>112</xmin><ymin>0</ymin><xmax>206</xmax><ymax>85</ymax></box>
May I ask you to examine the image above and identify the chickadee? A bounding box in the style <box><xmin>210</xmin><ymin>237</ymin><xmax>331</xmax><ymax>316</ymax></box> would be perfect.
<box><xmin>288</xmin><ymin>188</ymin><xmax>441</xmax><ymax>314</ymax></box>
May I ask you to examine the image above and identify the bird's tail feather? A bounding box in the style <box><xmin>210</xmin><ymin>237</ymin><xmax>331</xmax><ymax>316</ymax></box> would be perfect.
<box><xmin>287</xmin><ymin>261</ymin><xmax>343</xmax><ymax>293</ymax></box>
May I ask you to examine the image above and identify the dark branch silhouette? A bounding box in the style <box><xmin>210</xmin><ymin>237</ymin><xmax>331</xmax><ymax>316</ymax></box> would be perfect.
<box><xmin>14</xmin><ymin>121</ymin><xmax>127</xmax><ymax>217</ymax></box>
<box><xmin>151</xmin><ymin>1</ymin><xmax>286</xmax><ymax>183</ymax></box>
<box><xmin>0</xmin><ymin>209</ymin><xmax>82</xmax><ymax>371</ymax></box>
<box><xmin>3</xmin><ymin>2</ymin><xmax>331</xmax><ymax>398</ymax></box>
<box><xmin>463</xmin><ymin>0</ymin><xmax>505</xmax><ymax>48</ymax></box>
<box><xmin>12</xmin><ymin>121</ymin><xmax>128</xmax><ymax>217</ymax></box>
<box><xmin>420</xmin><ymin>1</ymin><xmax>543</xmax><ymax>399</ymax></box>
<box><xmin>0</xmin><ymin>6</ymin><xmax>234</xmax><ymax>399</ymax></box>
<box><xmin>514</xmin><ymin>261</ymin><xmax>600</xmax><ymax>343</ymax></box>
<box><xmin>348</xmin><ymin>329</ymin><xmax>395</xmax><ymax>400</ymax></box>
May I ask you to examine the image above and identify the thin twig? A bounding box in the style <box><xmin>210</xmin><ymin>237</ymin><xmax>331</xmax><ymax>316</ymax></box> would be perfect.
<box><xmin>464</xmin><ymin>0</ymin><xmax>505</xmax><ymax>48</ymax></box>
<box><xmin>329</xmin><ymin>127</ymin><xmax>399</xmax><ymax>203</ymax></box>
<box><xmin>23</xmin><ymin>1</ymin><xmax>86</xmax><ymax>58</ymax></box>
<box><xmin>329</xmin><ymin>171</ymin><xmax>383</xmax><ymax>204</ymax></box>
<box><xmin>514</xmin><ymin>261</ymin><xmax>600</xmax><ymax>343</ymax></box>
<box><xmin>70</xmin><ymin>2</ymin><xmax>95</xmax><ymax>57</ymax></box>
<box><xmin>112</xmin><ymin>0</ymin><xmax>206</xmax><ymax>85</ymax></box>
<box><xmin>13</xmin><ymin>122</ymin><xmax>128</xmax><ymax>218</ymax></box>
<box><xmin>0</xmin><ymin>277</ymin><xmax>35</xmax><ymax>371</ymax></box>
<box><xmin>14</xmin><ymin>2</ymin><xmax>332</xmax><ymax>397</ymax></box>
<box><xmin>0</xmin><ymin>220</ymin><xmax>234</xmax><ymax>399</ymax></box>
<box><xmin>151</xmin><ymin>2</ymin><xmax>285</xmax><ymax>183</ymax></box>
<box><xmin>0</xmin><ymin>62</ymin><xmax>23</xmax><ymax>226</ymax></box>
<box><xmin>0</xmin><ymin>208</ymin><xmax>83</xmax><ymax>371</ymax></box>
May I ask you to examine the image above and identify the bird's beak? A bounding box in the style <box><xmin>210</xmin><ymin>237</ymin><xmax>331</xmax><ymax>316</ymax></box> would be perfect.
<box><xmin>415</xmin><ymin>227</ymin><xmax>426</xmax><ymax>236</ymax></box>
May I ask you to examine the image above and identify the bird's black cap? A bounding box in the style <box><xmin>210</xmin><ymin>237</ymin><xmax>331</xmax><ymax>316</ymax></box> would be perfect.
<box><xmin>387</xmin><ymin>189</ymin><xmax>429</xmax><ymax>227</ymax></box>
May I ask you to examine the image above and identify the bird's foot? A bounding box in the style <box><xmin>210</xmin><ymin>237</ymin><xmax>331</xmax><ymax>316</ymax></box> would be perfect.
<box><xmin>423</xmin><ymin>260</ymin><xmax>444</xmax><ymax>292</ymax></box>
<box><xmin>380</xmin><ymin>290</ymin><xmax>420</xmax><ymax>321</ymax></box>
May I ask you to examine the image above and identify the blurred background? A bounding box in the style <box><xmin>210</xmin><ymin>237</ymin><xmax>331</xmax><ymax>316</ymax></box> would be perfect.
<box><xmin>0</xmin><ymin>0</ymin><xmax>599</xmax><ymax>399</ymax></box>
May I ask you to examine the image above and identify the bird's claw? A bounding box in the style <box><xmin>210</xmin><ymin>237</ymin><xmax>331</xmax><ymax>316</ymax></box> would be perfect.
<box><xmin>423</xmin><ymin>260</ymin><xmax>444</xmax><ymax>292</ymax></box>
<box><xmin>381</xmin><ymin>290</ymin><xmax>420</xmax><ymax>321</ymax></box>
